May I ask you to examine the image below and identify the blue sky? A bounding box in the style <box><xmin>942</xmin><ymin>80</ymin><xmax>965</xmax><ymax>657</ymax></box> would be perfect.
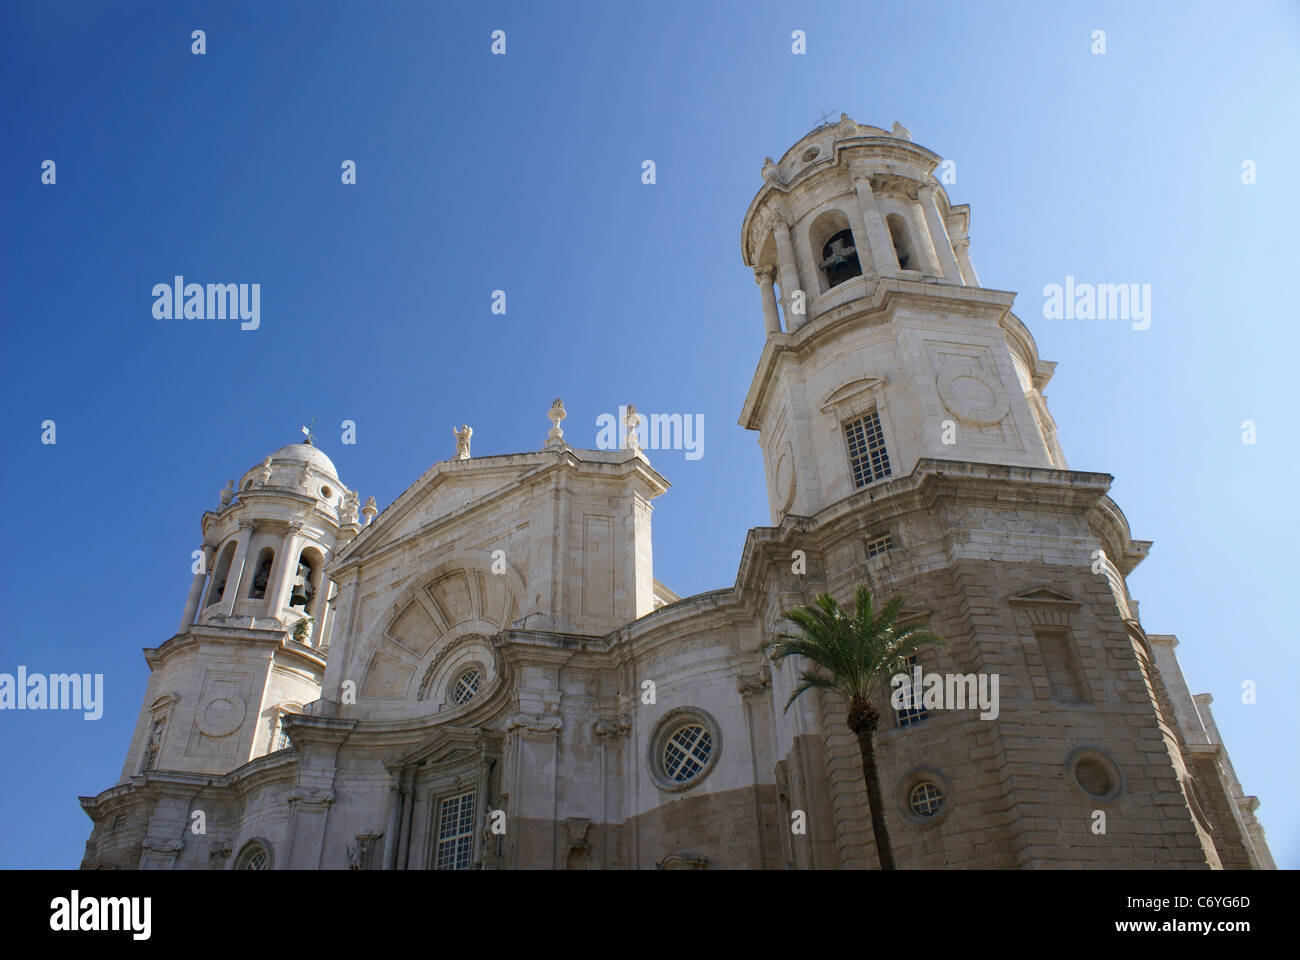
<box><xmin>1</xmin><ymin>0</ymin><xmax>1296</xmax><ymax>869</ymax></box>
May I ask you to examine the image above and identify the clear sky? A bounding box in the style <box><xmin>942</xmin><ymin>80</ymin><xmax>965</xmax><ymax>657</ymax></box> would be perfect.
<box><xmin>1</xmin><ymin>0</ymin><xmax>1296</xmax><ymax>869</ymax></box>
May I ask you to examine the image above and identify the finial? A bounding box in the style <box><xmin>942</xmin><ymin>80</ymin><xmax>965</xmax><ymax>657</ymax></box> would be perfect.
<box><xmin>761</xmin><ymin>157</ymin><xmax>778</xmax><ymax>183</ymax></box>
<box><xmin>219</xmin><ymin>479</ymin><xmax>234</xmax><ymax>506</ymax></box>
<box><xmin>362</xmin><ymin>496</ymin><xmax>378</xmax><ymax>525</ymax></box>
<box><xmin>454</xmin><ymin>425</ymin><xmax>472</xmax><ymax>460</ymax></box>
<box><xmin>623</xmin><ymin>404</ymin><xmax>643</xmax><ymax>456</ymax></box>
<box><xmin>300</xmin><ymin>417</ymin><xmax>317</xmax><ymax>446</ymax></box>
<box><xmin>546</xmin><ymin>398</ymin><xmax>567</xmax><ymax>449</ymax></box>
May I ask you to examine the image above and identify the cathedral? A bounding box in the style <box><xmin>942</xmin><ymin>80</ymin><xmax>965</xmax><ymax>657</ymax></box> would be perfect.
<box><xmin>79</xmin><ymin>116</ymin><xmax>1273</xmax><ymax>870</ymax></box>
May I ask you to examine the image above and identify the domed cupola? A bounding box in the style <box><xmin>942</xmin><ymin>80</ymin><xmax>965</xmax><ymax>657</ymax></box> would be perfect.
<box><xmin>181</xmin><ymin>438</ymin><xmax>362</xmax><ymax>644</ymax></box>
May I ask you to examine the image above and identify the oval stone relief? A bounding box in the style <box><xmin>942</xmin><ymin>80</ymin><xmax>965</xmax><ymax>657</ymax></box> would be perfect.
<box><xmin>198</xmin><ymin>694</ymin><xmax>247</xmax><ymax>738</ymax></box>
<box><xmin>773</xmin><ymin>445</ymin><xmax>796</xmax><ymax>511</ymax></box>
<box><xmin>936</xmin><ymin>367</ymin><xmax>1010</xmax><ymax>426</ymax></box>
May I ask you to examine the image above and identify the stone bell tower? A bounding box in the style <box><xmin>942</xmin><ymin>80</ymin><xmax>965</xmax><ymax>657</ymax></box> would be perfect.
<box><xmin>121</xmin><ymin>439</ymin><xmax>362</xmax><ymax>782</ymax></box>
<box><xmin>737</xmin><ymin>116</ymin><xmax>1259</xmax><ymax>869</ymax></box>
<box><xmin>739</xmin><ymin>114</ymin><xmax>1066</xmax><ymax>527</ymax></box>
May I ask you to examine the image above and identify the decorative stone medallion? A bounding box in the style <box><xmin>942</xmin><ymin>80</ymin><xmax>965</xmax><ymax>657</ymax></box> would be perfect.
<box><xmin>197</xmin><ymin>694</ymin><xmax>246</xmax><ymax>738</ymax></box>
<box><xmin>936</xmin><ymin>366</ymin><xmax>1010</xmax><ymax>426</ymax></box>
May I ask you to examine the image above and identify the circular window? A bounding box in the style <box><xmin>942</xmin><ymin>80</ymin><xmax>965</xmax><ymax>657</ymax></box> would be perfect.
<box><xmin>1067</xmin><ymin>747</ymin><xmax>1124</xmax><ymax>803</ymax></box>
<box><xmin>802</xmin><ymin>147</ymin><xmax>820</xmax><ymax>162</ymax></box>
<box><xmin>895</xmin><ymin>766</ymin><xmax>952</xmax><ymax>825</ymax></box>
<box><xmin>909</xmin><ymin>782</ymin><xmax>944</xmax><ymax>818</ymax></box>
<box><xmin>450</xmin><ymin>667</ymin><xmax>481</xmax><ymax>706</ymax></box>
<box><xmin>320</xmin><ymin>485</ymin><xmax>332</xmax><ymax>499</ymax></box>
<box><xmin>235</xmin><ymin>840</ymin><xmax>270</xmax><ymax>870</ymax></box>
<box><xmin>649</xmin><ymin>709</ymin><xmax>722</xmax><ymax>792</ymax></box>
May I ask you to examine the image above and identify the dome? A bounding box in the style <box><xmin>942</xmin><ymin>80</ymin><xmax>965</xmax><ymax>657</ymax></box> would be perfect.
<box><xmin>268</xmin><ymin>442</ymin><xmax>339</xmax><ymax>479</ymax></box>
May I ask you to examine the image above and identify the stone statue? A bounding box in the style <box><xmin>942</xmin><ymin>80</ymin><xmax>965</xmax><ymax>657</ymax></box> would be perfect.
<box><xmin>546</xmin><ymin>398</ymin><xmax>567</xmax><ymax>448</ymax></box>
<box><xmin>623</xmin><ymin>404</ymin><xmax>642</xmax><ymax>455</ymax></box>
<box><xmin>339</xmin><ymin>490</ymin><xmax>359</xmax><ymax>526</ymax></box>
<box><xmin>891</xmin><ymin>120</ymin><xmax>911</xmax><ymax>141</ymax></box>
<box><xmin>454</xmin><ymin>425</ymin><xmax>472</xmax><ymax>460</ymax></box>
<box><xmin>837</xmin><ymin>112</ymin><xmax>859</xmax><ymax>138</ymax></box>
<box><xmin>761</xmin><ymin>157</ymin><xmax>778</xmax><ymax>183</ymax></box>
<box><xmin>297</xmin><ymin>463</ymin><xmax>312</xmax><ymax>492</ymax></box>
<box><xmin>257</xmin><ymin>457</ymin><xmax>273</xmax><ymax>486</ymax></box>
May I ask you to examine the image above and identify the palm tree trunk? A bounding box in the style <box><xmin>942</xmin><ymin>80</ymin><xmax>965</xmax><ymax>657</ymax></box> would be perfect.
<box><xmin>847</xmin><ymin>699</ymin><xmax>896</xmax><ymax>870</ymax></box>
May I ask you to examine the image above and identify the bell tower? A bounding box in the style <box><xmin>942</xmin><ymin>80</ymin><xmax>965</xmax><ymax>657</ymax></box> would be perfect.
<box><xmin>122</xmin><ymin>439</ymin><xmax>364</xmax><ymax>781</ymax></box>
<box><xmin>739</xmin><ymin>114</ymin><xmax>1066</xmax><ymax>525</ymax></box>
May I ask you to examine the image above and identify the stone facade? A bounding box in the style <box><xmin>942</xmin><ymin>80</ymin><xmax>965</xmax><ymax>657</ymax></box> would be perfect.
<box><xmin>79</xmin><ymin>117</ymin><xmax>1273</xmax><ymax>870</ymax></box>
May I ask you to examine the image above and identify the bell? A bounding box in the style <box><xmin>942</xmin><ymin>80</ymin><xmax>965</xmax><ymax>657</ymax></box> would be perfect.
<box><xmin>289</xmin><ymin>576</ymin><xmax>313</xmax><ymax>608</ymax></box>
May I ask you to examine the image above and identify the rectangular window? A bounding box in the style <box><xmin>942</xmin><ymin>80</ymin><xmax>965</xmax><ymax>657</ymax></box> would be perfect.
<box><xmin>894</xmin><ymin>655</ymin><xmax>927</xmax><ymax>727</ymax></box>
<box><xmin>142</xmin><ymin>718</ymin><xmax>165</xmax><ymax>771</ymax></box>
<box><xmin>434</xmin><ymin>791</ymin><xmax>477</xmax><ymax>870</ymax></box>
<box><xmin>844</xmin><ymin>411</ymin><xmax>892</xmax><ymax>489</ymax></box>
<box><xmin>866</xmin><ymin>533</ymin><xmax>894</xmax><ymax>558</ymax></box>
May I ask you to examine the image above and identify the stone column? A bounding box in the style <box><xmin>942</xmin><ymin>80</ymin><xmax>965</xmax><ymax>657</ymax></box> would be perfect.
<box><xmin>178</xmin><ymin>545</ymin><xmax>214</xmax><ymax>632</ymax></box>
<box><xmin>905</xmin><ymin>198</ymin><xmax>943</xmax><ymax>276</ymax></box>
<box><xmin>306</xmin><ymin>572</ymin><xmax>331</xmax><ymax>646</ymax></box>
<box><xmin>850</xmin><ymin>166</ymin><xmax>897</xmax><ymax>278</ymax></box>
<box><xmin>772</xmin><ymin>217</ymin><xmax>805</xmax><ymax>328</ymax></box>
<box><xmin>953</xmin><ymin>237</ymin><xmax>980</xmax><ymax>287</ymax></box>
<box><xmin>755</xmin><ymin>268</ymin><xmax>781</xmax><ymax>335</ymax></box>
<box><xmin>382</xmin><ymin>771</ymin><xmax>405</xmax><ymax>870</ymax></box>
<box><xmin>919</xmin><ymin>185</ymin><xmax>963</xmax><ymax>282</ymax></box>
<box><xmin>266</xmin><ymin>522</ymin><xmax>303</xmax><ymax>621</ymax></box>
<box><xmin>218</xmin><ymin>523</ymin><xmax>254</xmax><ymax>618</ymax></box>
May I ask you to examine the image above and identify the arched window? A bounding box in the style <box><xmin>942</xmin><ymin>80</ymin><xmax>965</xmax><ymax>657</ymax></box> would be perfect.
<box><xmin>886</xmin><ymin>213</ymin><xmax>914</xmax><ymax>270</ymax></box>
<box><xmin>247</xmin><ymin>547</ymin><xmax>275</xmax><ymax>599</ymax></box>
<box><xmin>808</xmin><ymin>210</ymin><xmax>861</xmax><ymax>292</ymax></box>
<box><xmin>289</xmin><ymin>549</ymin><xmax>320</xmax><ymax>611</ymax></box>
<box><xmin>235</xmin><ymin>840</ymin><xmax>271</xmax><ymax>870</ymax></box>
<box><xmin>205</xmin><ymin>541</ymin><xmax>237</xmax><ymax>607</ymax></box>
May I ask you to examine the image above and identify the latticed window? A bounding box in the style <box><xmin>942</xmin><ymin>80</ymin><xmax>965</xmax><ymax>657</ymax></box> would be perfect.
<box><xmin>866</xmin><ymin>533</ymin><xmax>894</xmax><ymax>558</ymax></box>
<box><xmin>451</xmin><ymin>667</ymin><xmax>481</xmax><ymax>706</ymax></box>
<box><xmin>434</xmin><ymin>791</ymin><xmax>477</xmax><ymax>870</ymax></box>
<box><xmin>274</xmin><ymin>724</ymin><xmax>291</xmax><ymax>752</ymax></box>
<box><xmin>844</xmin><ymin>411</ymin><xmax>892</xmax><ymax>488</ymax></box>
<box><xmin>662</xmin><ymin>723</ymin><xmax>713</xmax><ymax>784</ymax></box>
<box><xmin>894</xmin><ymin>655</ymin><xmax>927</xmax><ymax>727</ymax></box>
<box><xmin>909</xmin><ymin>782</ymin><xmax>944</xmax><ymax>817</ymax></box>
<box><xmin>236</xmin><ymin>842</ymin><xmax>270</xmax><ymax>870</ymax></box>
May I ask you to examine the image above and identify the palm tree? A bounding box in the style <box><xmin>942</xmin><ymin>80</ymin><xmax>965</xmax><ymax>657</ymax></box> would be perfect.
<box><xmin>763</xmin><ymin>585</ymin><xmax>944</xmax><ymax>870</ymax></box>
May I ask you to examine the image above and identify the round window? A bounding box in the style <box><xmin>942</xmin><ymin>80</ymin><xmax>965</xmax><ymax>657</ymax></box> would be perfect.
<box><xmin>802</xmin><ymin>147</ymin><xmax>820</xmax><ymax>162</ymax></box>
<box><xmin>1068</xmin><ymin>748</ymin><xmax>1124</xmax><ymax>802</ymax></box>
<box><xmin>320</xmin><ymin>485</ymin><xmax>332</xmax><ymax>499</ymax></box>
<box><xmin>450</xmin><ymin>667</ymin><xmax>481</xmax><ymax>705</ymax></box>
<box><xmin>909</xmin><ymin>782</ymin><xmax>945</xmax><ymax>818</ymax></box>
<box><xmin>663</xmin><ymin>723</ymin><xmax>713</xmax><ymax>783</ymax></box>
<box><xmin>236</xmin><ymin>841</ymin><xmax>270</xmax><ymax>870</ymax></box>
<box><xmin>649</xmin><ymin>709</ymin><xmax>722</xmax><ymax>792</ymax></box>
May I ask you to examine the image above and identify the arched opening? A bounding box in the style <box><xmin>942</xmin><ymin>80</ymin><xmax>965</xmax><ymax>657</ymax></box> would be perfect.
<box><xmin>289</xmin><ymin>547</ymin><xmax>324</xmax><ymax>612</ymax></box>
<box><xmin>886</xmin><ymin>213</ymin><xmax>914</xmax><ymax>270</ymax></box>
<box><xmin>247</xmin><ymin>547</ymin><xmax>275</xmax><ymax>599</ymax></box>
<box><xmin>808</xmin><ymin>209</ymin><xmax>861</xmax><ymax>292</ymax></box>
<box><xmin>235</xmin><ymin>840</ymin><xmax>271</xmax><ymax>870</ymax></box>
<box><xmin>205</xmin><ymin>541</ymin><xmax>237</xmax><ymax>607</ymax></box>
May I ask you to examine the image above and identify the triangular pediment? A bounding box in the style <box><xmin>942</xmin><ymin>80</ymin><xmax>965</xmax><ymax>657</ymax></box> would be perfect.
<box><xmin>1007</xmin><ymin>586</ymin><xmax>1080</xmax><ymax>607</ymax></box>
<box><xmin>333</xmin><ymin>453</ymin><xmax>551</xmax><ymax>567</ymax></box>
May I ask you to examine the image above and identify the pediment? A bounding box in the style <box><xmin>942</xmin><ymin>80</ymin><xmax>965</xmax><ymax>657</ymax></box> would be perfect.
<box><xmin>384</xmin><ymin>724</ymin><xmax>501</xmax><ymax>770</ymax></box>
<box><xmin>819</xmin><ymin>377</ymin><xmax>888</xmax><ymax>416</ymax></box>
<box><xmin>1006</xmin><ymin>586</ymin><xmax>1080</xmax><ymax>608</ymax></box>
<box><xmin>334</xmin><ymin>454</ymin><xmax>547</xmax><ymax>567</ymax></box>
